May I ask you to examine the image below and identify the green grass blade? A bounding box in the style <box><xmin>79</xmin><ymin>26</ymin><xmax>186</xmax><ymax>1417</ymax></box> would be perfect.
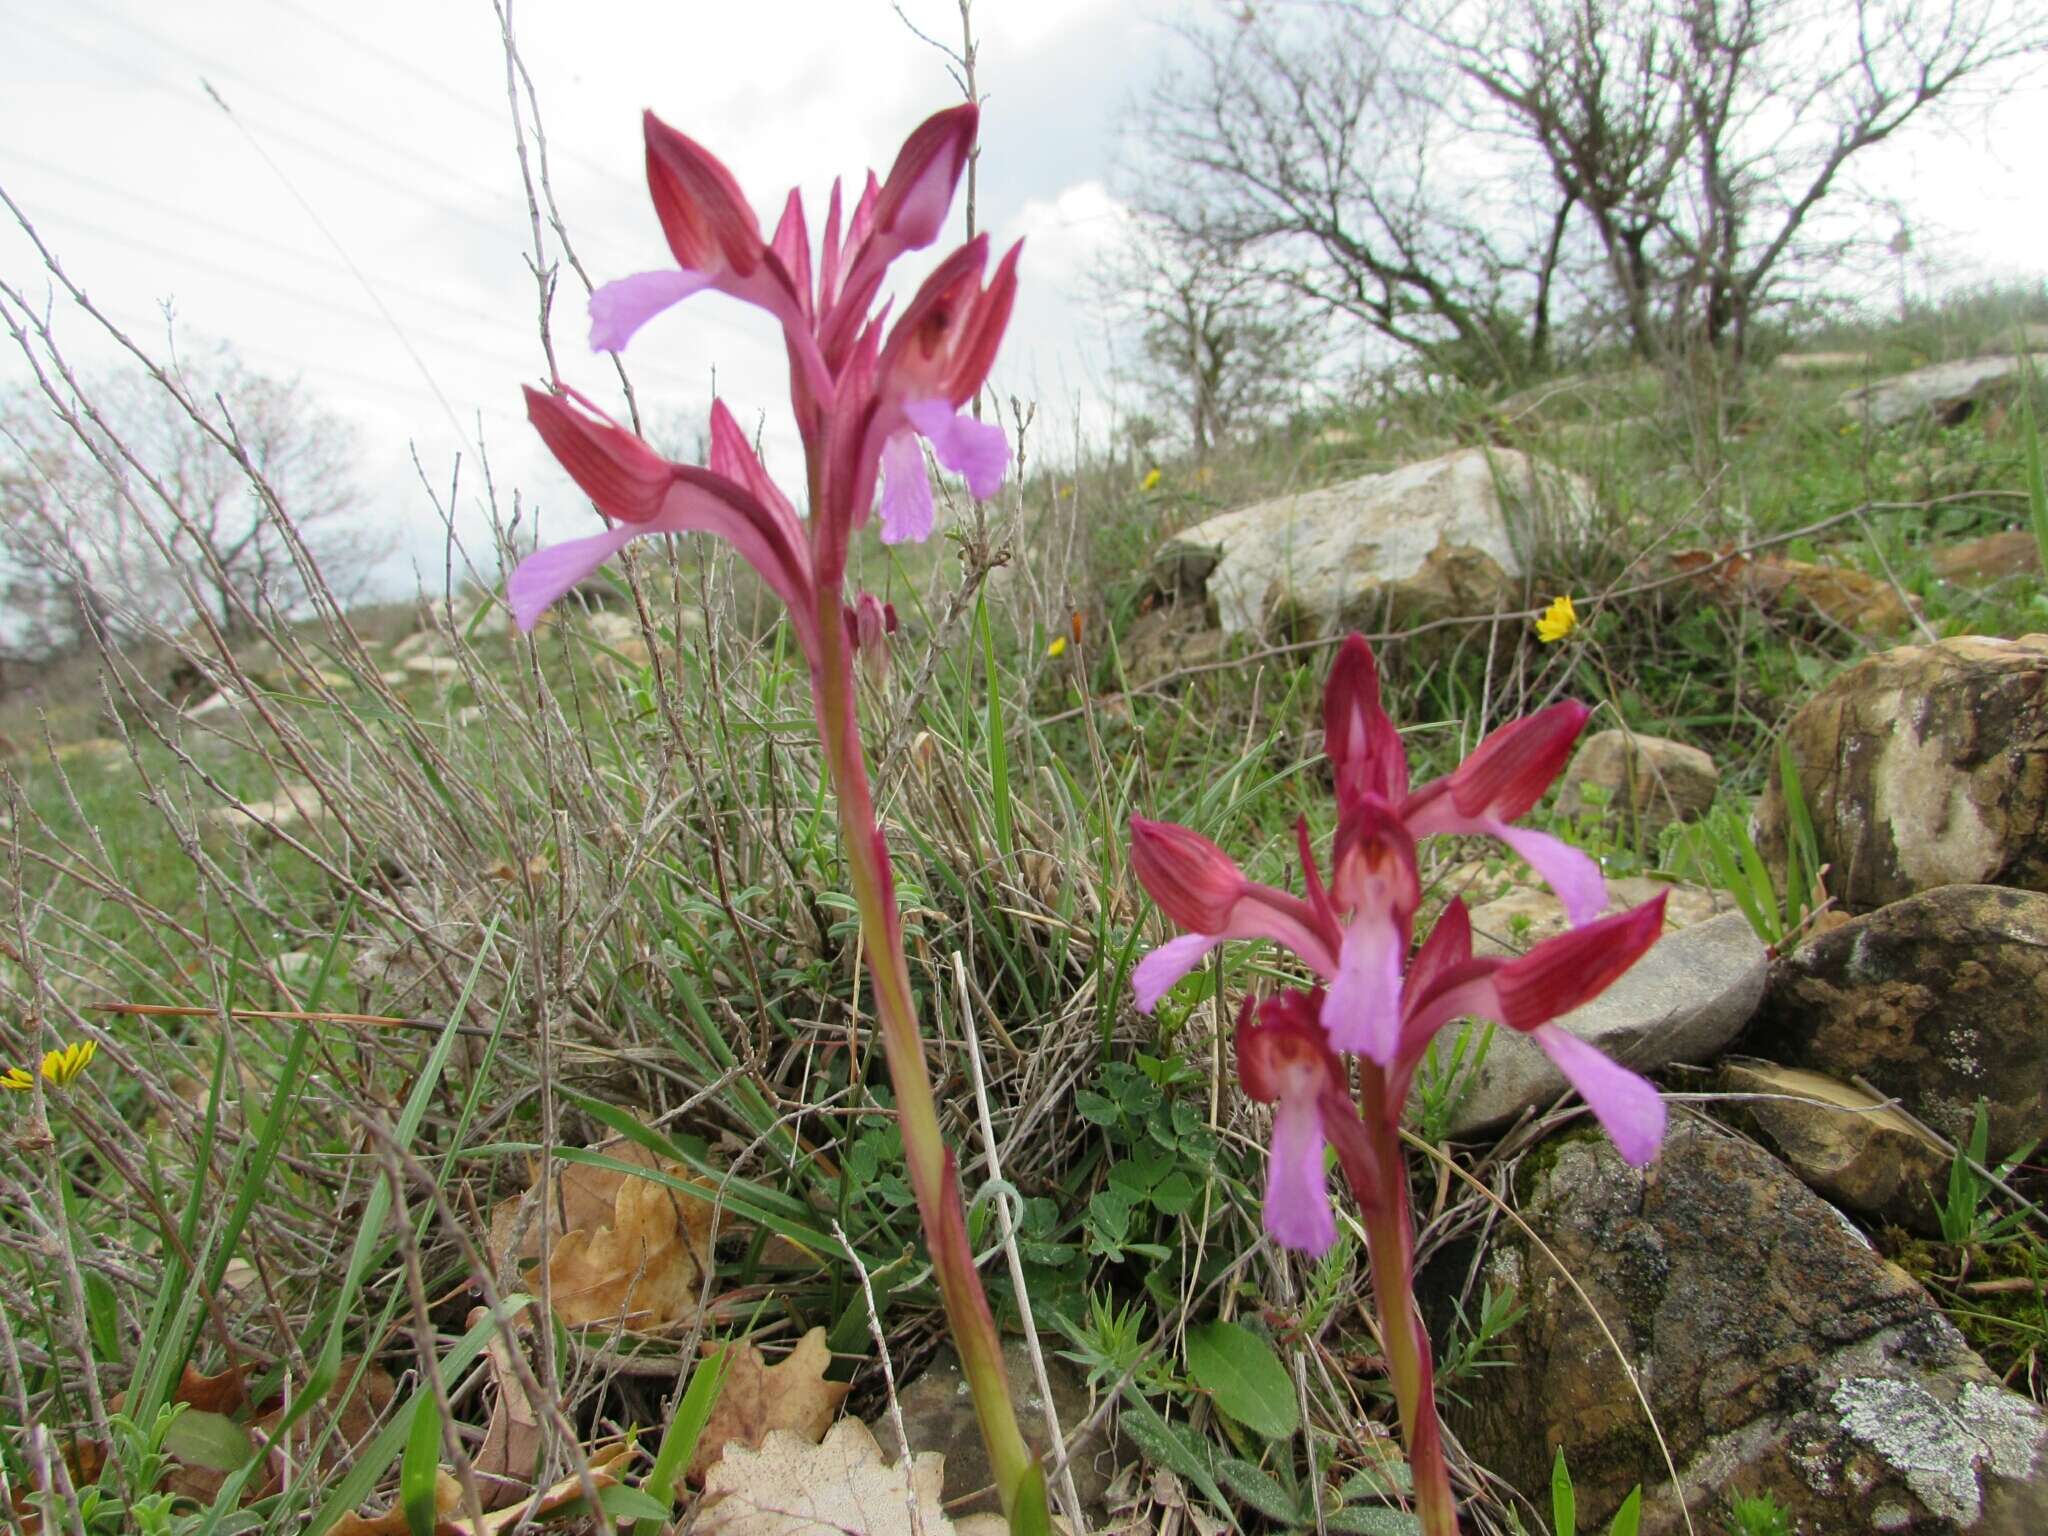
<box><xmin>633</xmin><ymin>1344</ymin><xmax>729</xmax><ymax>1536</ymax></box>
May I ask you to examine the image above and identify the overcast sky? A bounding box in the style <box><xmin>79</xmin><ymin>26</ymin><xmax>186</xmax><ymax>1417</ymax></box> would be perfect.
<box><xmin>2</xmin><ymin>0</ymin><xmax>2045</xmax><ymax>601</ymax></box>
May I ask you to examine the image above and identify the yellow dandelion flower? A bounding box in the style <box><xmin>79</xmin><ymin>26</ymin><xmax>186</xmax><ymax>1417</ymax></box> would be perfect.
<box><xmin>1141</xmin><ymin>467</ymin><xmax>1162</xmax><ymax>492</ymax></box>
<box><xmin>1535</xmin><ymin>595</ymin><xmax>1579</xmax><ymax>644</ymax></box>
<box><xmin>3</xmin><ymin>1039</ymin><xmax>98</xmax><ymax>1091</ymax></box>
<box><xmin>1046</xmin><ymin>636</ymin><xmax>1068</xmax><ymax>658</ymax></box>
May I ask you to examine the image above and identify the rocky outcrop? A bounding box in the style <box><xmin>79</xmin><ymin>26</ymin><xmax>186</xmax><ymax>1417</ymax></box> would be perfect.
<box><xmin>1555</xmin><ymin>730</ymin><xmax>1719</xmax><ymax>843</ymax></box>
<box><xmin>1755</xmin><ymin>634</ymin><xmax>2048</xmax><ymax>912</ymax></box>
<box><xmin>1841</xmin><ymin>357</ymin><xmax>2025</xmax><ymax>428</ymax></box>
<box><xmin>1743</xmin><ymin>885</ymin><xmax>2048</xmax><ymax>1160</ymax></box>
<box><xmin>1157</xmin><ymin>448</ymin><xmax>1590</xmax><ymax>637</ymax></box>
<box><xmin>1436</xmin><ymin>911</ymin><xmax>1766</xmax><ymax>1142</ymax></box>
<box><xmin>1456</xmin><ymin>1122</ymin><xmax>2048</xmax><ymax>1534</ymax></box>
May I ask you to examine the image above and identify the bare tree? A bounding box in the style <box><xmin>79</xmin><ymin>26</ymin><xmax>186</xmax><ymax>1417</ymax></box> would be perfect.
<box><xmin>0</xmin><ymin>348</ymin><xmax>387</xmax><ymax>658</ymax></box>
<box><xmin>1138</xmin><ymin>0</ymin><xmax>2044</xmax><ymax>385</ymax></box>
<box><xmin>1129</xmin><ymin>4</ymin><xmax>1582</xmax><ymax>386</ymax></box>
<box><xmin>1099</xmin><ymin>215</ymin><xmax>1316</xmax><ymax>458</ymax></box>
<box><xmin>1423</xmin><ymin>0</ymin><xmax>2048</xmax><ymax>365</ymax></box>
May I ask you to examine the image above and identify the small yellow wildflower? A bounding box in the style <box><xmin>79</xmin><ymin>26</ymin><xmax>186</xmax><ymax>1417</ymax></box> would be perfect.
<box><xmin>1</xmin><ymin>1039</ymin><xmax>97</xmax><ymax>1091</ymax></box>
<box><xmin>1046</xmin><ymin>636</ymin><xmax>1068</xmax><ymax>658</ymax></box>
<box><xmin>1141</xmin><ymin>467</ymin><xmax>1162</xmax><ymax>492</ymax></box>
<box><xmin>1535</xmin><ymin>595</ymin><xmax>1579</xmax><ymax>644</ymax></box>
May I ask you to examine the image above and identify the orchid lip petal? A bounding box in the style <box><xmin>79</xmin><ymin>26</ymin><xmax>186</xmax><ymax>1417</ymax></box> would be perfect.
<box><xmin>507</xmin><ymin>524</ymin><xmax>640</xmax><ymax>631</ymax></box>
<box><xmin>1265</xmin><ymin>1094</ymin><xmax>1338</xmax><ymax>1256</ymax></box>
<box><xmin>1533</xmin><ymin>1024</ymin><xmax>1667</xmax><ymax>1165</ymax></box>
<box><xmin>1132</xmin><ymin>933</ymin><xmax>1219</xmax><ymax>1013</ymax></box>
<box><xmin>589</xmin><ymin>270</ymin><xmax>713</xmax><ymax>353</ymax></box>
<box><xmin>904</xmin><ymin>398</ymin><xmax>1009</xmax><ymax>498</ymax></box>
<box><xmin>878</xmin><ymin>431</ymin><xmax>935</xmax><ymax>544</ymax></box>
<box><xmin>1322</xmin><ymin>915</ymin><xmax>1405</xmax><ymax>1063</ymax></box>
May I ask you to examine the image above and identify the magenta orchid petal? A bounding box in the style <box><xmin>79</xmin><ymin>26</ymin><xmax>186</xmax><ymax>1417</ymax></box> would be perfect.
<box><xmin>1325</xmin><ymin>634</ymin><xmax>1409</xmax><ymax>808</ymax></box>
<box><xmin>904</xmin><ymin>397</ymin><xmax>1009</xmax><ymax>498</ymax></box>
<box><xmin>1490</xmin><ymin>821</ymin><xmax>1608</xmax><ymax>926</ymax></box>
<box><xmin>878</xmin><ymin>430</ymin><xmax>935</xmax><ymax>544</ymax></box>
<box><xmin>1323</xmin><ymin>914</ymin><xmax>1406</xmax><ymax>1063</ymax></box>
<box><xmin>1265</xmin><ymin>1094</ymin><xmax>1338</xmax><ymax>1256</ymax></box>
<box><xmin>1132</xmin><ymin>932</ymin><xmax>1220</xmax><ymax>1013</ymax></box>
<box><xmin>507</xmin><ymin>524</ymin><xmax>640</xmax><ymax>631</ymax></box>
<box><xmin>589</xmin><ymin>270</ymin><xmax>714</xmax><ymax>353</ymax></box>
<box><xmin>1531</xmin><ymin>1024</ymin><xmax>1667</xmax><ymax>1165</ymax></box>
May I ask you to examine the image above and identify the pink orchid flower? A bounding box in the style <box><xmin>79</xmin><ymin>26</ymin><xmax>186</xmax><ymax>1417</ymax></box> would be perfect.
<box><xmin>1131</xmin><ymin>633</ymin><xmax>1609</xmax><ymax>1065</ymax></box>
<box><xmin>513</xmin><ymin>105</ymin><xmax>1020</xmax><ymax>642</ymax></box>
<box><xmin>1235</xmin><ymin>889</ymin><xmax>1666</xmax><ymax>1259</ymax></box>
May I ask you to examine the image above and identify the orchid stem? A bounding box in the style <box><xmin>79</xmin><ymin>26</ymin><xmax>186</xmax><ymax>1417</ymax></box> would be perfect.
<box><xmin>812</xmin><ymin>596</ymin><xmax>1043</xmax><ymax>1522</ymax></box>
<box><xmin>1358</xmin><ymin>1067</ymin><xmax>1459</xmax><ymax>1536</ymax></box>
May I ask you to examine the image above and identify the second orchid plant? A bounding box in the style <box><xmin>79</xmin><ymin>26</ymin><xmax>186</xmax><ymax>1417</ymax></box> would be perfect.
<box><xmin>509</xmin><ymin>107</ymin><xmax>1046</xmax><ymax>1521</ymax></box>
<box><xmin>510</xmin><ymin>93</ymin><xmax>1669</xmax><ymax>1536</ymax></box>
<box><xmin>1131</xmin><ymin>635</ymin><xmax>1669</xmax><ymax>1534</ymax></box>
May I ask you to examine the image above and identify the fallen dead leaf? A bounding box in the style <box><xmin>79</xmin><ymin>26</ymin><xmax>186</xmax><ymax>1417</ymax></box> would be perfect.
<box><xmin>1670</xmin><ymin>547</ymin><xmax>1919</xmax><ymax>635</ymax></box>
<box><xmin>471</xmin><ymin>1308</ymin><xmax>545</xmax><ymax>1508</ymax></box>
<box><xmin>688</xmin><ymin>1326</ymin><xmax>850</xmax><ymax>1483</ymax></box>
<box><xmin>699</xmin><ymin>1419</ymin><xmax>972</xmax><ymax>1536</ymax></box>
<box><xmin>330</xmin><ymin>1444</ymin><xmax>633</xmax><ymax>1536</ymax></box>
<box><xmin>447</xmin><ymin>1442</ymin><xmax>636</xmax><ymax>1536</ymax></box>
<box><xmin>329</xmin><ymin>1470</ymin><xmax>463</xmax><ymax>1535</ymax></box>
<box><xmin>487</xmin><ymin>1137</ymin><xmax>718</xmax><ymax>1332</ymax></box>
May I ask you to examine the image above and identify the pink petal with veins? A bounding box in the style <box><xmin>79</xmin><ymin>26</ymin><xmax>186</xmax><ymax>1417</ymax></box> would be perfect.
<box><xmin>1533</xmin><ymin>1024</ymin><xmax>1666</xmax><ymax>1165</ymax></box>
<box><xmin>1265</xmin><ymin>1094</ymin><xmax>1337</xmax><ymax>1256</ymax></box>
<box><xmin>1490</xmin><ymin>821</ymin><xmax>1608</xmax><ymax>926</ymax></box>
<box><xmin>1133</xmin><ymin>933</ymin><xmax>1220</xmax><ymax>1013</ymax></box>
<box><xmin>507</xmin><ymin>525</ymin><xmax>640</xmax><ymax>631</ymax></box>
<box><xmin>878</xmin><ymin>431</ymin><xmax>934</xmax><ymax>544</ymax></box>
<box><xmin>589</xmin><ymin>270</ymin><xmax>713</xmax><ymax>353</ymax></box>
<box><xmin>904</xmin><ymin>398</ymin><xmax>1009</xmax><ymax>498</ymax></box>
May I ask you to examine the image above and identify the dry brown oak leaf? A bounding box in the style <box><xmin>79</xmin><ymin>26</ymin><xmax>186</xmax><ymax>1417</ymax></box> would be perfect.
<box><xmin>688</xmin><ymin>1326</ymin><xmax>851</xmax><ymax>1483</ymax></box>
<box><xmin>487</xmin><ymin>1136</ymin><xmax>718</xmax><ymax>1331</ymax></box>
<box><xmin>699</xmin><ymin>1419</ymin><xmax>1008</xmax><ymax>1536</ymax></box>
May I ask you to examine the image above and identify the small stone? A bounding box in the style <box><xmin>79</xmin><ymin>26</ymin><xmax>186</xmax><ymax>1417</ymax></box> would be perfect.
<box><xmin>1743</xmin><ymin>884</ymin><xmax>2048</xmax><ymax>1161</ymax></box>
<box><xmin>1435</xmin><ymin>910</ymin><xmax>1766</xmax><ymax>1141</ymax></box>
<box><xmin>1121</xmin><ymin>604</ymin><xmax>1224</xmax><ymax>687</ymax></box>
<box><xmin>1555</xmin><ymin>730</ymin><xmax>1719</xmax><ymax>842</ymax></box>
<box><xmin>1717</xmin><ymin>1060</ymin><xmax>1951</xmax><ymax>1233</ymax></box>
<box><xmin>205</xmin><ymin>780</ymin><xmax>326</xmax><ymax>839</ymax></box>
<box><xmin>391</xmin><ymin>628</ymin><xmax>448</xmax><ymax>662</ymax></box>
<box><xmin>53</xmin><ymin>737</ymin><xmax>125</xmax><ymax>763</ymax></box>
<box><xmin>1775</xmin><ymin>351</ymin><xmax>1874</xmax><ymax>374</ymax></box>
<box><xmin>403</xmin><ymin>655</ymin><xmax>463</xmax><ymax>680</ymax></box>
<box><xmin>874</xmin><ymin>1337</ymin><xmax>1114</xmax><ymax>1517</ymax></box>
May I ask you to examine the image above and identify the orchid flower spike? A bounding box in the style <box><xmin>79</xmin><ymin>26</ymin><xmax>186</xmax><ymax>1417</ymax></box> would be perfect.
<box><xmin>1128</xmin><ymin>633</ymin><xmax>1612</xmax><ymax>1066</ymax></box>
<box><xmin>512</xmin><ymin>105</ymin><xmax>1022</xmax><ymax>649</ymax></box>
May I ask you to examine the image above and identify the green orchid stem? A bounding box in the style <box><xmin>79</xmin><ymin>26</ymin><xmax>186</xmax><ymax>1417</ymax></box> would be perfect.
<box><xmin>811</xmin><ymin>594</ymin><xmax>1043</xmax><ymax>1522</ymax></box>
<box><xmin>1358</xmin><ymin>1066</ymin><xmax>1459</xmax><ymax>1536</ymax></box>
